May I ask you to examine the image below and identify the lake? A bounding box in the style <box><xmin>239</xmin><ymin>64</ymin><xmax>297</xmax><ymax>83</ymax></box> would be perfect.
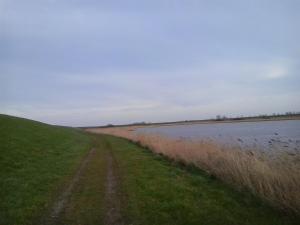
<box><xmin>136</xmin><ymin>120</ymin><xmax>300</xmax><ymax>152</ymax></box>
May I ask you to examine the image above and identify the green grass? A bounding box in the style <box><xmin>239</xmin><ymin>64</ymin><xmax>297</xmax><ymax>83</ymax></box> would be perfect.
<box><xmin>0</xmin><ymin>114</ymin><xmax>92</xmax><ymax>225</ymax></box>
<box><xmin>1</xmin><ymin>115</ymin><xmax>298</xmax><ymax>225</ymax></box>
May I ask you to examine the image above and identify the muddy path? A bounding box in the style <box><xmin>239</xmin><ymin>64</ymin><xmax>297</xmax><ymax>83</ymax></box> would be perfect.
<box><xmin>103</xmin><ymin>149</ymin><xmax>124</xmax><ymax>225</ymax></box>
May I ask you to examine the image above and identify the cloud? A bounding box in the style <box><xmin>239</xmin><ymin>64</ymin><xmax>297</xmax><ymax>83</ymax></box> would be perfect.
<box><xmin>201</xmin><ymin>59</ymin><xmax>293</xmax><ymax>81</ymax></box>
<box><xmin>264</xmin><ymin>65</ymin><xmax>288</xmax><ymax>79</ymax></box>
<box><xmin>1</xmin><ymin>0</ymin><xmax>299</xmax><ymax>126</ymax></box>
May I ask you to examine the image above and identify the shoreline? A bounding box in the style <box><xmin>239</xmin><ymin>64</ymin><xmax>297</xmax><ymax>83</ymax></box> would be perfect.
<box><xmin>83</xmin><ymin>116</ymin><xmax>300</xmax><ymax>130</ymax></box>
<box><xmin>145</xmin><ymin>117</ymin><xmax>300</xmax><ymax>128</ymax></box>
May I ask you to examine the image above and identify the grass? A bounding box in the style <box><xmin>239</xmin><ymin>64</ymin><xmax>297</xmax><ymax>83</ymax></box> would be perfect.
<box><xmin>0</xmin><ymin>114</ymin><xmax>92</xmax><ymax>225</ymax></box>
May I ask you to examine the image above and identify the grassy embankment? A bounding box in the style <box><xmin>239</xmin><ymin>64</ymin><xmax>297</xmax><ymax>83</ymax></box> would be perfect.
<box><xmin>0</xmin><ymin>114</ymin><xmax>92</xmax><ymax>224</ymax></box>
<box><xmin>1</xmin><ymin>114</ymin><xmax>299</xmax><ymax>225</ymax></box>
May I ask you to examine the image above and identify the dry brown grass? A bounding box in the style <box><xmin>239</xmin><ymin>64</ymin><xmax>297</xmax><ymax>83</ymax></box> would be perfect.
<box><xmin>86</xmin><ymin>127</ymin><xmax>300</xmax><ymax>214</ymax></box>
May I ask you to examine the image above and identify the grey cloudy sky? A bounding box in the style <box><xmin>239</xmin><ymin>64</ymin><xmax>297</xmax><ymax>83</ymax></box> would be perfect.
<box><xmin>1</xmin><ymin>0</ymin><xmax>300</xmax><ymax>126</ymax></box>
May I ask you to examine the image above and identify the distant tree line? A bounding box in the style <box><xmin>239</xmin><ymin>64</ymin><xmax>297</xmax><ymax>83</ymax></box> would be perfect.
<box><xmin>215</xmin><ymin>111</ymin><xmax>300</xmax><ymax>121</ymax></box>
<box><xmin>96</xmin><ymin>111</ymin><xmax>300</xmax><ymax>128</ymax></box>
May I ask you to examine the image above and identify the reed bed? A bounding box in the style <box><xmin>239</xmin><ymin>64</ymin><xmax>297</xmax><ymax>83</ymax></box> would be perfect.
<box><xmin>87</xmin><ymin>127</ymin><xmax>300</xmax><ymax>214</ymax></box>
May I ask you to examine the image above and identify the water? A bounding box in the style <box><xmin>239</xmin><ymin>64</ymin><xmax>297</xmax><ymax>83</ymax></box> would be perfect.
<box><xmin>136</xmin><ymin>120</ymin><xmax>300</xmax><ymax>152</ymax></box>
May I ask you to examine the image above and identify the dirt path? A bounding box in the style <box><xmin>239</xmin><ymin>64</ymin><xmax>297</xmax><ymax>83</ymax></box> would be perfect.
<box><xmin>103</xmin><ymin>150</ymin><xmax>124</xmax><ymax>225</ymax></box>
<box><xmin>45</xmin><ymin>148</ymin><xmax>96</xmax><ymax>224</ymax></box>
<box><xmin>44</xmin><ymin>143</ymin><xmax>124</xmax><ymax>225</ymax></box>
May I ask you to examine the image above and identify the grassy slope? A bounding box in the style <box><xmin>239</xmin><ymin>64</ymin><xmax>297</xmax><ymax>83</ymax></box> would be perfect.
<box><xmin>0</xmin><ymin>114</ymin><xmax>92</xmax><ymax>225</ymax></box>
<box><xmin>104</xmin><ymin>135</ymin><xmax>298</xmax><ymax>225</ymax></box>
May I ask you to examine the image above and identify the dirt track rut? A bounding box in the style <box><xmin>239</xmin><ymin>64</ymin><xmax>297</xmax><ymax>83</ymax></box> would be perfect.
<box><xmin>103</xmin><ymin>150</ymin><xmax>124</xmax><ymax>225</ymax></box>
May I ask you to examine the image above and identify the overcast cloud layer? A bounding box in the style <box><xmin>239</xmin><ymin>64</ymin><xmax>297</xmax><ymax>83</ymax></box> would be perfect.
<box><xmin>1</xmin><ymin>0</ymin><xmax>300</xmax><ymax>126</ymax></box>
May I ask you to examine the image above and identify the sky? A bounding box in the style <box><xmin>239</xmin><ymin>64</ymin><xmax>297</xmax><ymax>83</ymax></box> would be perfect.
<box><xmin>1</xmin><ymin>0</ymin><xmax>300</xmax><ymax>126</ymax></box>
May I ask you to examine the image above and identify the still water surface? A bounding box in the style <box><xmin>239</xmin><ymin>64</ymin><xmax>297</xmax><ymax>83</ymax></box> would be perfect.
<box><xmin>137</xmin><ymin>120</ymin><xmax>300</xmax><ymax>152</ymax></box>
